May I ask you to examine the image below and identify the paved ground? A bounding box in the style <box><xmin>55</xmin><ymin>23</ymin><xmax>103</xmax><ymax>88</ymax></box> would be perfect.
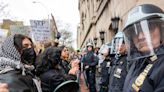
<box><xmin>79</xmin><ymin>73</ymin><xmax>89</xmax><ymax>92</ymax></box>
<box><xmin>79</xmin><ymin>70</ymin><xmax>101</xmax><ymax>92</ymax></box>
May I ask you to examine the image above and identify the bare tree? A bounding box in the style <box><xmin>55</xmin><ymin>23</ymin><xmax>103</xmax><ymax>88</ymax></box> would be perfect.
<box><xmin>58</xmin><ymin>24</ymin><xmax>74</xmax><ymax>47</ymax></box>
<box><xmin>51</xmin><ymin>16</ymin><xmax>75</xmax><ymax>49</ymax></box>
<box><xmin>59</xmin><ymin>29</ymin><xmax>74</xmax><ymax>47</ymax></box>
<box><xmin>0</xmin><ymin>2</ymin><xmax>9</xmax><ymax>18</ymax></box>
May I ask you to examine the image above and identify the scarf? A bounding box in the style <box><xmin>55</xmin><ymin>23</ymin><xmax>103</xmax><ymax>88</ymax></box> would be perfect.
<box><xmin>0</xmin><ymin>35</ymin><xmax>21</xmax><ymax>71</ymax></box>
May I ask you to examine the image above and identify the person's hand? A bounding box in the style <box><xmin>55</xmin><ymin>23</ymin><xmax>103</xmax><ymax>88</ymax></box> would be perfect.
<box><xmin>0</xmin><ymin>83</ymin><xmax>9</xmax><ymax>92</ymax></box>
<box><xmin>69</xmin><ymin>67</ymin><xmax>79</xmax><ymax>75</ymax></box>
<box><xmin>70</xmin><ymin>59</ymin><xmax>79</xmax><ymax>68</ymax></box>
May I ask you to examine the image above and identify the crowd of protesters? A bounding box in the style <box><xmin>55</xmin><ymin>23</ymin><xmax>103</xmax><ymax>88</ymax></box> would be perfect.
<box><xmin>0</xmin><ymin>34</ymin><xmax>80</xmax><ymax>92</ymax></box>
<box><xmin>0</xmin><ymin>4</ymin><xmax>164</xmax><ymax>92</ymax></box>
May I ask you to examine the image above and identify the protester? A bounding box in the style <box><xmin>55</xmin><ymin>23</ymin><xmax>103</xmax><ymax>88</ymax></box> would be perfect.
<box><xmin>52</xmin><ymin>39</ymin><xmax>59</xmax><ymax>47</ymax></box>
<box><xmin>59</xmin><ymin>45</ymin><xmax>79</xmax><ymax>75</ymax></box>
<box><xmin>36</xmin><ymin>47</ymin><xmax>79</xmax><ymax>92</ymax></box>
<box><xmin>59</xmin><ymin>45</ymin><xmax>70</xmax><ymax>63</ymax></box>
<box><xmin>123</xmin><ymin>4</ymin><xmax>164</xmax><ymax>92</ymax></box>
<box><xmin>0</xmin><ymin>34</ymin><xmax>40</xmax><ymax>92</ymax></box>
<box><xmin>43</xmin><ymin>42</ymin><xmax>52</xmax><ymax>49</ymax></box>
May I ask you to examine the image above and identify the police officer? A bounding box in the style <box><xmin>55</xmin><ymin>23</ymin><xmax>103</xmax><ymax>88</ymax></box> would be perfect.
<box><xmin>81</xmin><ymin>42</ymin><xmax>98</xmax><ymax>92</ymax></box>
<box><xmin>123</xmin><ymin>4</ymin><xmax>164</xmax><ymax>92</ymax></box>
<box><xmin>98</xmin><ymin>43</ymin><xmax>112</xmax><ymax>92</ymax></box>
<box><xmin>108</xmin><ymin>31</ymin><xmax>129</xmax><ymax>92</ymax></box>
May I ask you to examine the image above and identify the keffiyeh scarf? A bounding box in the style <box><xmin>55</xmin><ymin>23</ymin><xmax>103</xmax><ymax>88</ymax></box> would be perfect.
<box><xmin>0</xmin><ymin>35</ymin><xmax>21</xmax><ymax>71</ymax></box>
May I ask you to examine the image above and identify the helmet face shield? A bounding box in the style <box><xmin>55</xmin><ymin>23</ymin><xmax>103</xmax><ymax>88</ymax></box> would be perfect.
<box><xmin>111</xmin><ymin>37</ymin><xmax>124</xmax><ymax>54</ymax></box>
<box><xmin>110</xmin><ymin>32</ymin><xmax>126</xmax><ymax>55</ymax></box>
<box><xmin>99</xmin><ymin>44</ymin><xmax>110</xmax><ymax>57</ymax></box>
<box><xmin>124</xmin><ymin>18</ymin><xmax>164</xmax><ymax>60</ymax></box>
<box><xmin>98</xmin><ymin>44</ymin><xmax>110</xmax><ymax>63</ymax></box>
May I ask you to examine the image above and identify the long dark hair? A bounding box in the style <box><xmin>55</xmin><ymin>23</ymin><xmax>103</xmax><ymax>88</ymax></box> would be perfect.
<box><xmin>58</xmin><ymin>45</ymin><xmax>68</xmax><ymax>60</ymax></box>
<box><xmin>36</xmin><ymin>47</ymin><xmax>62</xmax><ymax>75</ymax></box>
<box><xmin>58</xmin><ymin>45</ymin><xmax>66</xmax><ymax>52</ymax></box>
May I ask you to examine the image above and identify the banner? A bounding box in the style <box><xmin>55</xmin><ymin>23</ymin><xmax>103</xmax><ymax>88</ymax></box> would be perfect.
<box><xmin>30</xmin><ymin>20</ymin><xmax>52</xmax><ymax>43</ymax></box>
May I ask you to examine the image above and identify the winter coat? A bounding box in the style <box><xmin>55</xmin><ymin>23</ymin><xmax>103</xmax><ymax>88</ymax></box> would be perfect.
<box><xmin>0</xmin><ymin>35</ymin><xmax>39</xmax><ymax>92</ymax></box>
<box><xmin>39</xmin><ymin>68</ymin><xmax>76</xmax><ymax>92</ymax></box>
<box><xmin>0</xmin><ymin>70</ymin><xmax>38</xmax><ymax>92</ymax></box>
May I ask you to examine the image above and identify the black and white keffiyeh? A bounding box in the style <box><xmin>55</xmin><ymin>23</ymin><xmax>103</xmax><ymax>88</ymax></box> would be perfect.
<box><xmin>0</xmin><ymin>35</ymin><xmax>21</xmax><ymax>71</ymax></box>
<box><xmin>0</xmin><ymin>35</ymin><xmax>42</xmax><ymax>92</ymax></box>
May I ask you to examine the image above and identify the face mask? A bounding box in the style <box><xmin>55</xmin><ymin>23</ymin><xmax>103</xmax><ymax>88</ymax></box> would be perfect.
<box><xmin>21</xmin><ymin>48</ymin><xmax>36</xmax><ymax>65</ymax></box>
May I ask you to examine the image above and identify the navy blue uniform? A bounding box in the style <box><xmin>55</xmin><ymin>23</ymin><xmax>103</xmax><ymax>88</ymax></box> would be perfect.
<box><xmin>81</xmin><ymin>51</ymin><xmax>98</xmax><ymax>92</ymax></box>
<box><xmin>108</xmin><ymin>55</ymin><xmax>128</xmax><ymax>92</ymax></box>
<box><xmin>123</xmin><ymin>46</ymin><xmax>164</xmax><ymax>92</ymax></box>
<box><xmin>99</xmin><ymin>57</ymin><xmax>111</xmax><ymax>92</ymax></box>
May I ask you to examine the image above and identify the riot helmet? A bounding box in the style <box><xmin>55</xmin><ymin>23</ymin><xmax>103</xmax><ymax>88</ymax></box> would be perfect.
<box><xmin>123</xmin><ymin>4</ymin><xmax>164</xmax><ymax>60</ymax></box>
<box><xmin>99</xmin><ymin>43</ymin><xmax>111</xmax><ymax>56</ymax></box>
<box><xmin>98</xmin><ymin>43</ymin><xmax>111</xmax><ymax>63</ymax></box>
<box><xmin>86</xmin><ymin>42</ymin><xmax>93</xmax><ymax>47</ymax></box>
<box><xmin>86</xmin><ymin>42</ymin><xmax>94</xmax><ymax>51</ymax></box>
<box><xmin>110</xmin><ymin>31</ymin><xmax>126</xmax><ymax>56</ymax></box>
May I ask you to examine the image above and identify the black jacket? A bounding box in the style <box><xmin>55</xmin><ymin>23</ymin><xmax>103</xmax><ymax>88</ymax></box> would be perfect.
<box><xmin>81</xmin><ymin>51</ymin><xmax>98</xmax><ymax>67</ymax></box>
<box><xmin>100</xmin><ymin>58</ymin><xmax>111</xmax><ymax>86</ymax></box>
<box><xmin>39</xmin><ymin>69</ymin><xmax>77</xmax><ymax>92</ymax></box>
<box><xmin>0</xmin><ymin>70</ymin><xmax>38</xmax><ymax>92</ymax></box>
<box><xmin>60</xmin><ymin>60</ymin><xmax>71</xmax><ymax>74</ymax></box>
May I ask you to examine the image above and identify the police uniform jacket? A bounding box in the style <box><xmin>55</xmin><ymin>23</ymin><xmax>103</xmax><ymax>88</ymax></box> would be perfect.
<box><xmin>123</xmin><ymin>46</ymin><xmax>164</xmax><ymax>92</ymax></box>
<box><xmin>81</xmin><ymin>51</ymin><xmax>98</xmax><ymax>68</ymax></box>
<box><xmin>108</xmin><ymin>55</ymin><xmax>128</xmax><ymax>92</ymax></box>
<box><xmin>100</xmin><ymin>57</ymin><xmax>111</xmax><ymax>86</ymax></box>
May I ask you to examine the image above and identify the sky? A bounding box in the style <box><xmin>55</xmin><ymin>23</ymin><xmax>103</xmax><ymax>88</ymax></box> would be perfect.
<box><xmin>0</xmin><ymin>0</ymin><xmax>80</xmax><ymax>48</ymax></box>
